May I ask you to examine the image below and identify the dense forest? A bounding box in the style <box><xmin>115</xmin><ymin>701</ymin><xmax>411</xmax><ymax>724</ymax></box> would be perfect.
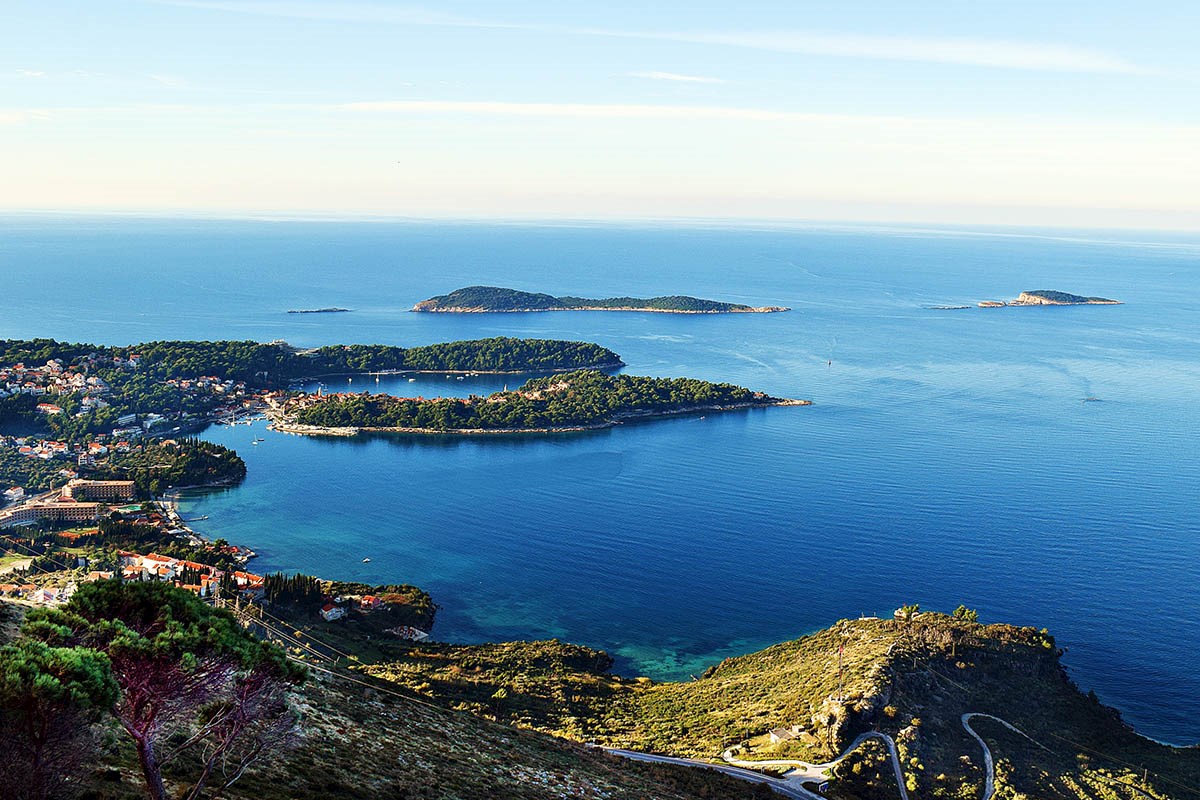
<box><xmin>292</xmin><ymin>370</ymin><xmax>776</xmax><ymax>431</ymax></box>
<box><xmin>414</xmin><ymin>285</ymin><xmax>783</xmax><ymax>312</ymax></box>
<box><xmin>0</xmin><ymin>337</ymin><xmax>620</xmax><ymax>385</ymax></box>
<box><xmin>300</xmin><ymin>337</ymin><xmax>621</xmax><ymax>373</ymax></box>
<box><xmin>101</xmin><ymin>439</ymin><xmax>246</xmax><ymax>496</ymax></box>
<box><xmin>0</xmin><ymin>439</ymin><xmax>244</xmax><ymax>496</ymax></box>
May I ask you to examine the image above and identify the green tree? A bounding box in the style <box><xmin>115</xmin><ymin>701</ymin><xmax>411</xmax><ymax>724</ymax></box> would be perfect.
<box><xmin>23</xmin><ymin>581</ymin><xmax>305</xmax><ymax>800</ymax></box>
<box><xmin>953</xmin><ymin>605</ymin><xmax>980</xmax><ymax>624</ymax></box>
<box><xmin>0</xmin><ymin>639</ymin><xmax>118</xmax><ymax>800</ymax></box>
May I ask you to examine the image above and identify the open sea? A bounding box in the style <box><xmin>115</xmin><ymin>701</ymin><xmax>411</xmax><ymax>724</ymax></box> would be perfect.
<box><xmin>2</xmin><ymin>214</ymin><xmax>1198</xmax><ymax>745</ymax></box>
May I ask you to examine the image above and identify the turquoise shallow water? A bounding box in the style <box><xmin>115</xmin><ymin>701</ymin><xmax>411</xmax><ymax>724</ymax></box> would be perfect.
<box><xmin>2</xmin><ymin>215</ymin><xmax>1198</xmax><ymax>744</ymax></box>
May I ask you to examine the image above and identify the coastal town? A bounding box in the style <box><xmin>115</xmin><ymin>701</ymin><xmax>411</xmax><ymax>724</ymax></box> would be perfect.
<box><xmin>0</xmin><ymin>472</ymin><xmax>434</xmax><ymax>649</ymax></box>
<box><xmin>0</xmin><ymin>342</ymin><xmax>437</xmax><ymax>643</ymax></box>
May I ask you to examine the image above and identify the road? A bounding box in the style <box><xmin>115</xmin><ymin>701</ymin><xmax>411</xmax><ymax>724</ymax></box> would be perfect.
<box><xmin>961</xmin><ymin>712</ymin><xmax>1055</xmax><ymax>800</ymax></box>
<box><xmin>606</xmin><ymin>711</ymin><xmax>1067</xmax><ymax>800</ymax></box>
<box><xmin>720</xmin><ymin>731</ymin><xmax>909</xmax><ymax>800</ymax></box>
<box><xmin>601</xmin><ymin>747</ymin><xmax>824</xmax><ymax>799</ymax></box>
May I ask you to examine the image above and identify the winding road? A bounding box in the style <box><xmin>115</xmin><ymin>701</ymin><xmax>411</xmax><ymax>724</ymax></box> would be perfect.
<box><xmin>961</xmin><ymin>713</ymin><xmax>1047</xmax><ymax>800</ymax></box>
<box><xmin>603</xmin><ymin>711</ymin><xmax>1066</xmax><ymax>800</ymax></box>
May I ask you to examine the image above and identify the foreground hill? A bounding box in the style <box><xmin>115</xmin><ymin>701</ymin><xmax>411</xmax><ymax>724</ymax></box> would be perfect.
<box><xmin>216</xmin><ymin>673</ymin><xmax>776</xmax><ymax>800</ymax></box>
<box><xmin>0</xmin><ymin>597</ymin><xmax>768</xmax><ymax>800</ymax></box>
<box><xmin>413</xmin><ymin>286</ymin><xmax>789</xmax><ymax>313</ymax></box>
<box><xmin>364</xmin><ymin>612</ymin><xmax>1199</xmax><ymax>800</ymax></box>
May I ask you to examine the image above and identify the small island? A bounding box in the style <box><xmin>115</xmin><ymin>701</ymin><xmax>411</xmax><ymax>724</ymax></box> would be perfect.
<box><xmin>271</xmin><ymin>370</ymin><xmax>809</xmax><ymax>436</ymax></box>
<box><xmin>412</xmin><ymin>286</ymin><xmax>789</xmax><ymax>314</ymax></box>
<box><xmin>287</xmin><ymin>307</ymin><xmax>351</xmax><ymax>314</ymax></box>
<box><xmin>978</xmin><ymin>290</ymin><xmax>1121</xmax><ymax>308</ymax></box>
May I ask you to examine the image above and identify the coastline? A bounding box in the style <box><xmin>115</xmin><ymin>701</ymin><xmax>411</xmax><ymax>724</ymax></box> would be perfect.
<box><xmin>267</xmin><ymin>397</ymin><xmax>811</xmax><ymax>438</ymax></box>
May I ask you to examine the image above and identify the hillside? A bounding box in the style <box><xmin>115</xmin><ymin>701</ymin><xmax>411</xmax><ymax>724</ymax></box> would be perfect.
<box><xmin>207</xmin><ymin>672</ymin><xmax>778</xmax><ymax>800</ymax></box>
<box><xmin>412</xmin><ymin>286</ymin><xmax>789</xmax><ymax>313</ymax></box>
<box><xmin>363</xmin><ymin>613</ymin><xmax>1200</xmax><ymax>800</ymax></box>
<box><xmin>0</xmin><ymin>597</ymin><xmax>770</xmax><ymax>800</ymax></box>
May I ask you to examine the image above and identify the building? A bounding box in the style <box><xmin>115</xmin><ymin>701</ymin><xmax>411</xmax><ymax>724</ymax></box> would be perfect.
<box><xmin>0</xmin><ymin>499</ymin><xmax>104</xmax><ymax>528</ymax></box>
<box><xmin>3</xmin><ymin>486</ymin><xmax>24</xmax><ymax>504</ymax></box>
<box><xmin>320</xmin><ymin>603</ymin><xmax>346</xmax><ymax>622</ymax></box>
<box><xmin>768</xmin><ymin>726</ymin><xmax>803</xmax><ymax>744</ymax></box>
<box><xmin>62</xmin><ymin>479</ymin><xmax>136</xmax><ymax>502</ymax></box>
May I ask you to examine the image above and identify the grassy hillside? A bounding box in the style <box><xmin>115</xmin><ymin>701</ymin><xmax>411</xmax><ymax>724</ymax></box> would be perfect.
<box><xmin>364</xmin><ymin>613</ymin><xmax>1200</xmax><ymax>800</ymax></box>
<box><xmin>70</xmin><ymin>671</ymin><xmax>775</xmax><ymax>800</ymax></box>
<box><xmin>0</xmin><ymin>599</ymin><xmax>770</xmax><ymax>800</ymax></box>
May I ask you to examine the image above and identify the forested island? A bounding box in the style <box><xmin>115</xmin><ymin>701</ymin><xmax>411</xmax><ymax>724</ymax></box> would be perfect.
<box><xmin>278</xmin><ymin>370</ymin><xmax>808</xmax><ymax>435</ymax></box>
<box><xmin>978</xmin><ymin>290</ymin><xmax>1122</xmax><ymax>307</ymax></box>
<box><xmin>412</xmin><ymin>286</ymin><xmax>789</xmax><ymax>313</ymax></box>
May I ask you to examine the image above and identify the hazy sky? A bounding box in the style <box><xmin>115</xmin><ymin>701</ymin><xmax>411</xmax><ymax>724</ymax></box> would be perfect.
<box><xmin>3</xmin><ymin>1</ymin><xmax>1199</xmax><ymax>228</ymax></box>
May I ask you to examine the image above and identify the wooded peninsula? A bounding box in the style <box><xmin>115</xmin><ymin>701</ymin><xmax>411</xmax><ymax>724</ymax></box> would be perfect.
<box><xmin>279</xmin><ymin>369</ymin><xmax>808</xmax><ymax>434</ymax></box>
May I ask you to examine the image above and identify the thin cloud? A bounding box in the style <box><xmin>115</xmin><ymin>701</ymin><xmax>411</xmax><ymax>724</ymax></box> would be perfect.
<box><xmin>139</xmin><ymin>1</ymin><xmax>1156</xmax><ymax>76</ymax></box>
<box><xmin>338</xmin><ymin>100</ymin><xmax>816</xmax><ymax>121</ymax></box>
<box><xmin>616</xmin><ymin>30</ymin><xmax>1156</xmax><ymax>75</ymax></box>
<box><xmin>16</xmin><ymin>69</ymin><xmax>47</xmax><ymax>78</ymax></box>
<box><xmin>627</xmin><ymin>70</ymin><xmax>727</xmax><ymax>84</ymax></box>
<box><xmin>0</xmin><ymin>110</ymin><xmax>50</xmax><ymax>124</ymax></box>
<box><xmin>149</xmin><ymin>73</ymin><xmax>186</xmax><ymax>87</ymax></box>
<box><xmin>146</xmin><ymin>0</ymin><xmax>518</xmax><ymax>28</ymax></box>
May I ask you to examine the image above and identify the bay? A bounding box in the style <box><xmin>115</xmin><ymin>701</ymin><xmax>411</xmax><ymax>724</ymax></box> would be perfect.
<box><xmin>2</xmin><ymin>214</ymin><xmax>1198</xmax><ymax>744</ymax></box>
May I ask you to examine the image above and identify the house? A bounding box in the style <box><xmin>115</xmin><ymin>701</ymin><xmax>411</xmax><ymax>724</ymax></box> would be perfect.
<box><xmin>3</xmin><ymin>486</ymin><xmax>24</xmax><ymax>503</ymax></box>
<box><xmin>320</xmin><ymin>603</ymin><xmax>346</xmax><ymax>622</ymax></box>
<box><xmin>85</xmin><ymin>571</ymin><xmax>114</xmax><ymax>582</ymax></box>
<box><xmin>768</xmin><ymin>726</ymin><xmax>803</xmax><ymax>744</ymax></box>
<box><xmin>360</xmin><ymin>594</ymin><xmax>383</xmax><ymax>611</ymax></box>
<box><xmin>231</xmin><ymin>571</ymin><xmax>265</xmax><ymax>596</ymax></box>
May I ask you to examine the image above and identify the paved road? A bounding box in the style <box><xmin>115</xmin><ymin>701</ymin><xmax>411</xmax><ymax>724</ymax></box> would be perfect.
<box><xmin>961</xmin><ymin>713</ymin><xmax>1052</xmax><ymax>800</ymax></box>
<box><xmin>601</xmin><ymin>747</ymin><xmax>824</xmax><ymax>799</ymax></box>
<box><xmin>721</xmin><ymin>731</ymin><xmax>908</xmax><ymax>800</ymax></box>
<box><xmin>609</xmin><ymin>711</ymin><xmax>1086</xmax><ymax>800</ymax></box>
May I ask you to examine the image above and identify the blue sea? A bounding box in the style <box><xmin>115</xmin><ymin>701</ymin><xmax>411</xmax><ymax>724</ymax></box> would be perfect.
<box><xmin>2</xmin><ymin>214</ymin><xmax>1198</xmax><ymax>745</ymax></box>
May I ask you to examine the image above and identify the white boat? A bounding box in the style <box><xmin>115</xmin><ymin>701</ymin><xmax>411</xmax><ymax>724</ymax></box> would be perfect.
<box><xmin>362</xmin><ymin>557</ymin><xmax>371</xmax><ymax>563</ymax></box>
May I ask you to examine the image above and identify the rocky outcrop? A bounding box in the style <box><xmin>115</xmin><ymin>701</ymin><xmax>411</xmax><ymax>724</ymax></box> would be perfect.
<box><xmin>978</xmin><ymin>290</ymin><xmax>1121</xmax><ymax>307</ymax></box>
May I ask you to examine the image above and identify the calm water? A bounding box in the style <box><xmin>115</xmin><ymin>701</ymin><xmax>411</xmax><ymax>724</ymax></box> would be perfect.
<box><xmin>2</xmin><ymin>215</ymin><xmax>1198</xmax><ymax>745</ymax></box>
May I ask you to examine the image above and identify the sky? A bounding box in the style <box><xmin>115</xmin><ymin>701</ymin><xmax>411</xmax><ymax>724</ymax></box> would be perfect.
<box><xmin>2</xmin><ymin>0</ymin><xmax>1199</xmax><ymax>228</ymax></box>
